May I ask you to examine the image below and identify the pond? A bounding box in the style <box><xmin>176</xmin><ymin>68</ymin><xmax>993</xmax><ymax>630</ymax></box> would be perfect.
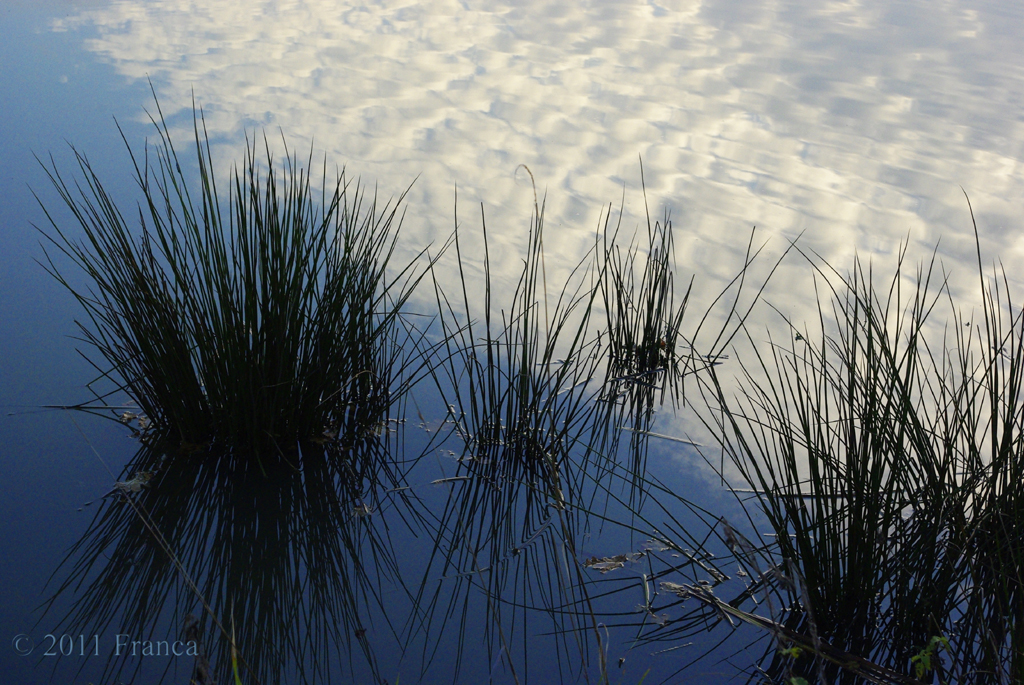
<box><xmin>2</xmin><ymin>1</ymin><xmax>1023</xmax><ymax>683</ymax></box>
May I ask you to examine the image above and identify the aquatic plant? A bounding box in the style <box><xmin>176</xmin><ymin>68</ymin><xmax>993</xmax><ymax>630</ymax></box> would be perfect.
<box><xmin>542</xmin><ymin>205</ymin><xmax>1024</xmax><ymax>684</ymax></box>
<box><xmin>412</xmin><ymin>185</ymin><xmax>611</xmax><ymax>681</ymax></box>
<box><xmin>35</xmin><ymin>94</ymin><xmax>430</xmax><ymax>455</ymax></box>
<box><xmin>35</xmin><ymin>89</ymin><xmax>832</xmax><ymax>682</ymax></box>
<box><xmin>598</xmin><ymin>184</ymin><xmax>693</xmax><ymax>421</ymax></box>
<box><xmin>681</xmin><ymin>217</ymin><xmax>1024</xmax><ymax>681</ymax></box>
<box><xmin>408</xmin><ymin>175</ymin><xmax>779</xmax><ymax>682</ymax></box>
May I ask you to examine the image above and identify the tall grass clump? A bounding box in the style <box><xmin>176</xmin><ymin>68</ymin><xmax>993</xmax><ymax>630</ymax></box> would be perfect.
<box><xmin>36</xmin><ymin>96</ymin><xmax>428</xmax><ymax>455</ymax></box>
<box><xmin>693</xmin><ymin>219</ymin><xmax>1024</xmax><ymax>682</ymax></box>
<box><xmin>597</xmin><ymin>188</ymin><xmax>775</xmax><ymax>497</ymax></box>
<box><xmin>413</xmin><ymin>178</ymin><xmax>776</xmax><ymax>681</ymax></box>
<box><xmin>599</xmin><ymin>191</ymin><xmax>692</xmax><ymax>418</ymax></box>
<box><xmin>414</xmin><ymin>189</ymin><xmax>611</xmax><ymax>681</ymax></box>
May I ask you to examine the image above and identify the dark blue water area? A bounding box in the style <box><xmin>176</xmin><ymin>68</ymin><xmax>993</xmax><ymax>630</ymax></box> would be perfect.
<box><xmin>1</xmin><ymin>14</ymin><xmax>140</xmax><ymax>409</ymax></box>
<box><xmin>2</xmin><ymin>400</ymin><xmax>769</xmax><ymax>684</ymax></box>
<box><xmin>0</xmin><ymin>415</ymin><xmax>149</xmax><ymax>684</ymax></box>
<box><xmin>0</xmin><ymin>6</ymin><xmax>151</xmax><ymax>683</ymax></box>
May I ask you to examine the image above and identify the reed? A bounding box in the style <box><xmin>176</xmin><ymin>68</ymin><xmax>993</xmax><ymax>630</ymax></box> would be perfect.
<box><xmin>554</xmin><ymin>210</ymin><xmax>1024</xmax><ymax>683</ymax></box>
<box><xmin>686</xmin><ymin>216</ymin><xmax>1024</xmax><ymax>681</ymax></box>
<box><xmin>411</xmin><ymin>187</ymin><xmax>610</xmax><ymax>681</ymax></box>
<box><xmin>35</xmin><ymin>94</ymin><xmax>429</xmax><ymax>455</ymax></box>
<box><xmin>598</xmin><ymin>182</ymin><xmax>692</xmax><ymax>419</ymax></box>
<box><xmin>407</xmin><ymin>178</ymin><xmax>778</xmax><ymax>682</ymax></box>
<box><xmin>37</xmin><ymin>92</ymin><xmax>820</xmax><ymax>682</ymax></box>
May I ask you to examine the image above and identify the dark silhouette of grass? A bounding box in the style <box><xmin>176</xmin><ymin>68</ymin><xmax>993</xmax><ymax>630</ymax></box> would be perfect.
<box><xmin>42</xmin><ymin>429</ymin><xmax>430</xmax><ymax>685</ymax></box>
<box><xmin>41</xmin><ymin>93</ymin><xmax>1022</xmax><ymax>685</ymax></box>
<box><xmin>591</xmin><ymin>206</ymin><xmax>1024</xmax><ymax>683</ymax></box>
<box><xmin>412</xmin><ymin>184</ymin><xmax>609</xmax><ymax>682</ymax></box>
<box><xmin>402</xmin><ymin>171</ymin><xmax>779</xmax><ymax>682</ymax></box>
<box><xmin>35</xmin><ymin>90</ymin><xmax>432</xmax><ymax>456</ymax></box>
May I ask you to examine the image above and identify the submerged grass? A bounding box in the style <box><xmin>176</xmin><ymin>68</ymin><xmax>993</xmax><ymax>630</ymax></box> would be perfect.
<box><xmin>36</xmin><ymin>93</ymin><xmax>430</xmax><ymax>455</ymax></box>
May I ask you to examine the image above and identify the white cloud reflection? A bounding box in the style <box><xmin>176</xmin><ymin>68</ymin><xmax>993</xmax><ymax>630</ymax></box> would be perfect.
<box><xmin>52</xmin><ymin>0</ymin><xmax>1024</xmax><ymax>451</ymax></box>
<box><xmin>54</xmin><ymin>0</ymin><xmax>1024</xmax><ymax>259</ymax></box>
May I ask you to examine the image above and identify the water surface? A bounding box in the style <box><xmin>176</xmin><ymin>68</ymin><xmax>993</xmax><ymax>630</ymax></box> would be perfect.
<box><xmin>3</xmin><ymin>0</ymin><xmax>1024</xmax><ymax>682</ymax></box>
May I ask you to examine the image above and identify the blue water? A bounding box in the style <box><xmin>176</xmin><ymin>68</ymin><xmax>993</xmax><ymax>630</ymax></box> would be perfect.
<box><xmin>4</xmin><ymin>1</ymin><xmax>1024</xmax><ymax>682</ymax></box>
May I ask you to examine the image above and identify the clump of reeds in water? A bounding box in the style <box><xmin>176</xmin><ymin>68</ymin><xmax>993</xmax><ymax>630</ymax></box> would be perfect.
<box><xmin>36</xmin><ymin>97</ymin><xmax>428</xmax><ymax>455</ymax></box>
<box><xmin>596</xmin><ymin>183</ymin><xmax>772</xmax><ymax>493</ymax></box>
<box><xmin>566</xmin><ymin>210</ymin><xmax>1023</xmax><ymax>682</ymax></box>
<box><xmin>599</xmin><ymin>200</ymin><xmax>691</xmax><ymax>415</ymax></box>
<box><xmin>412</xmin><ymin>176</ymin><xmax>773</xmax><ymax>681</ymax></box>
<box><xmin>685</xmin><ymin>215</ymin><xmax>1024</xmax><ymax>682</ymax></box>
<box><xmin>416</xmin><ymin>187</ymin><xmax>610</xmax><ymax>680</ymax></box>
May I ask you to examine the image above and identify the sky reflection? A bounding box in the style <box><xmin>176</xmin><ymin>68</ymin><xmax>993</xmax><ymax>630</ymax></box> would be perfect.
<box><xmin>3</xmin><ymin>1</ymin><xmax>1023</xmax><ymax>680</ymax></box>
<box><xmin>36</xmin><ymin>0</ymin><xmax>1024</xmax><ymax>466</ymax></box>
<box><xmin>46</xmin><ymin>0</ymin><xmax>1024</xmax><ymax>322</ymax></box>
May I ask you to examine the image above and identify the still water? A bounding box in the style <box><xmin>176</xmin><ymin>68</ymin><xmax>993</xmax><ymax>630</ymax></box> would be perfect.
<box><xmin>2</xmin><ymin>0</ymin><xmax>1023</xmax><ymax>682</ymax></box>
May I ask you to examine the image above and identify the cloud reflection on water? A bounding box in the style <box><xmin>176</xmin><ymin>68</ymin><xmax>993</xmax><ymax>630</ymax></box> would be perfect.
<box><xmin>51</xmin><ymin>0</ymin><xmax>1024</xmax><ymax>413</ymax></box>
<box><xmin>53</xmin><ymin>0</ymin><xmax>1024</xmax><ymax>278</ymax></box>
